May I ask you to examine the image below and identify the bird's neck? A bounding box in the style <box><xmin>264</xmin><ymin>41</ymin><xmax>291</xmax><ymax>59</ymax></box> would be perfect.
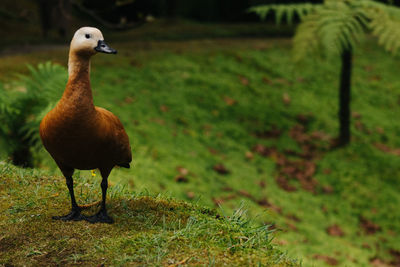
<box><xmin>62</xmin><ymin>51</ymin><xmax>94</xmax><ymax>107</ymax></box>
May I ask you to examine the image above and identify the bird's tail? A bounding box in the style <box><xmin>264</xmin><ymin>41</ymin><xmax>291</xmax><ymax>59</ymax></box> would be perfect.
<box><xmin>118</xmin><ymin>163</ymin><xmax>130</xmax><ymax>168</ymax></box>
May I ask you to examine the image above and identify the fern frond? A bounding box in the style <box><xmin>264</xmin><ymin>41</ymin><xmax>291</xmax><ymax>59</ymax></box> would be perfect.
<box><xmin>292</xmin><ymin>14</ymin><xmax>321</xmax><ymax>62</ymax></box>
<box><xmin>365</xmin><ymin>3</ymin><xmax>400</xmax><ymax>55</ymax></box>
<box><xmin>0</xmin><ymin>62</ymin><xmax>67</xmax><ymax>162</ymax></box>
<box><xmin>16</xmin><ymin>61</ymin><xmax>66</xmax><ymax>102</ymax></box>
<box><xmin>249</xmin><ymin>3</ymin><xmax>318</xmax><ymax>25</ymax></box>
<box><xmin>292</xmin><ymin>1</ymin><xmax>368</xmax><ymax>61</ymax></box>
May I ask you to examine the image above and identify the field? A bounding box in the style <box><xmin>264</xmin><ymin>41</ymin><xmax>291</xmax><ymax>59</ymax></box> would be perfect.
<box><xmin>1</xmin><ymin>36</ymin><xmax>400</xmax><ymax>266</ymax></box>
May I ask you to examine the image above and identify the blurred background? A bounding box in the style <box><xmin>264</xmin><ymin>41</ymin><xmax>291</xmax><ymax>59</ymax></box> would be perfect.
<box><xmin>1</xmin><ymin>0</ymin><xmax>400</xmax><ymax>266</ymax></box>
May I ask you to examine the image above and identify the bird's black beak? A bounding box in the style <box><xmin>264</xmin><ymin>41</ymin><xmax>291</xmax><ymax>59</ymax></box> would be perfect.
<box><xmin>95</xmin><ymin>40</ymin><xmax>117</xmax><ymax>54</ymax></box>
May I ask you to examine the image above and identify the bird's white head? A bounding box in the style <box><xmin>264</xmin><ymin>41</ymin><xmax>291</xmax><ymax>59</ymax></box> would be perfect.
<box><xmin>70</xmin><ymin>27</ymin><xmax>117</xmax><ymax>57</ymax></box>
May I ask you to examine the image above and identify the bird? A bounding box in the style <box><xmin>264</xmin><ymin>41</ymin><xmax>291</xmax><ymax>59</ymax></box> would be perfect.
<box><xmin>40</xmin><ymin>27</ymin><xmax>132</xmax><ymax>224</ymax></box>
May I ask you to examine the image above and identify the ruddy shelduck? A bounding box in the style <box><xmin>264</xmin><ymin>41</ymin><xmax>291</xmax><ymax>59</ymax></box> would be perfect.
<box><xmin>40</xmin><ymin>27</ymin><xmax>132</xmax><ymax>223</ymax></box>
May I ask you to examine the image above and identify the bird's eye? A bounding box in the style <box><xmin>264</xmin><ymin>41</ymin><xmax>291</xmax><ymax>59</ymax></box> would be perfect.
<box><xmin>85</xmin><ymin>34</ymin><xmax>91</xmax><ymax>39</ymax></box>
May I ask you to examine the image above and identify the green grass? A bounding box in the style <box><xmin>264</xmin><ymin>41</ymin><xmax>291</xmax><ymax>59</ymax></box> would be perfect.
<box><xmin>0</xmin><ymin>162</ymin><xmax>296</xmax><ymax>266</ymax></box>
<box><xmin>1</xmin><ymin>37</ymin><xmax>400</xmax><ymax>266</ymax></box>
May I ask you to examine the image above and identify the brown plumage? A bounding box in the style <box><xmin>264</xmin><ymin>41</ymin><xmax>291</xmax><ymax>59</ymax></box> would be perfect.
<box><xmin>40</xmin><ymin>27</ymin><xmax>132</xmax><ymax>223</ymax></box>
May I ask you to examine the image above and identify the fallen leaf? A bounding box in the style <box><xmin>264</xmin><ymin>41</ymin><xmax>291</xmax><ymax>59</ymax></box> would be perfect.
<box><xmin>176</xmin><ymin>166</ymin><xmax>189</xmax><ymax>176</ymax></box>
<box><xmin>245</xmin><ymin>151</ymin><xmax>254</xmax><ymax>160</ymax></box>
<box><xmin>374</xmin><ymin>143</ymin><xmax>400</xmax><ymax>156</ymax></box>
<box><xmin>323</xmin><ymin>169</ymin><xmax>332</xmax><ymax>175</ymax></box>
<box><xmin>275</xmin><ymin>239</ymin><xmax>289</xmax><ymax>245</ymax></box>
<box><xmin>322</xmin><ymin>185</ymin><xmax>334</xmax><ymax>194</ymax></box>
<box><xmin>364</xmin><ymin>65</ymin><xmax>374</xmax><ymax>72</ymax></box>
<box><xmin>313</xmin><ymin>254</ymin><xmax>339</xmax><ymax>266</ymax></box>
<box><xmin>296</xmin><ymin>113</ymin><xmax>312</xmax><ymax>125</ymax></box>
<box><xmin>275</xmin><ymin>78</ymin><xmax>290</xmax><ymax>85</ymax></box>
<box><xmin>168</xmin><ymin>257</ymin><xmax>190</xmax><ymax>267</ymax></box>
<box><xmin>160</xmin><ymin>105</ymin><xmax>169</xmax><ymax>112</ymax></box>
<box><xmin>296</xmin><ymin>77</ymin><xmax>305</xmax><ymax>83</ymax></box>
<box><xmin>174</xmin><ymin>175</ymin><xmax>188</xmax><ymax>183</ymax></box>
<box><xmin>355</xmin><ymin>121</ymin><xmax>367</xmax><ymax>132</ymax></box>
<box><xmin>376</xmin><ymin>127</ymin><xmax>384</xmax><ymax>135</ymax></box>
<box><xmin>223</xmin><ymin>194</ymin><xmax>237</xmax><ymax>201</ymax></box>
<box><xmin>223</xmin><ymin>96</ymin><xmax>236</xmax><ymax>106</ymax></box>
<box><xmin>362</xmin><ymin>243</ymin><xmax>371</xmax><ymax>249</ymax></box>
<box><xmin>287</xmin><ymin>222</ymin><xmax>297</xmax><ymax>231</ymax></box>
<box><xmin>221</xmin><ymin>186</ymin><xmax>233</xmax><ymax>192</ymax></box>
<box><xmin>390</xmin><ymin>249</ymin><xmax>400</xmax><ymax>266</ymax></box>
<box><xmin>369</xmin><ymin>75</ymin><xmax>382</xmax><ymax>81</ymax></box>
<box><xmin>254</xmin><ymin>127</ymin><xmax>282</xmax><ymax>139</ymax></box>
<box><xmin>370</xmin><ymin>258</ymin><xmax>387</xmax><ymax>267</ymax></box>
<box><xmin>310</xmin><ymin>131</ymin><xmax>331</xmax><ymax>141</ymax></box>
<box><xmin>186</xmin><ymin>191</ymin><xmax>195</xmax><ymax>199</ymax></box>
<box><xmin>262</xmin><ymin>77</ymin><xmax>273</xmax><ymax>84</ymax></box>
<box><xmin>256</xmin><ymin>198</ymin><xmax>270</xmax><ymax>207</ymax></box>
<box><xmin>286</xmin><ymin>214</ymin><xmax>301</xmax><ymax>222</ymax></box>
<box><xmin>237</xmin><ymin>190</ymin><xmax>253</xmax><ymax>199</ymax></box>
<box><xmin>239</xmin><ymin>75</ymin><xmax>249</xmax><ymax>86</ymax></box>
<box><xmin>321</xmin><ymin>205</ymin><xmax>328</xmax><ymax>213</ymax></box>
<box><xmin>264</xmin><ymin>222</ymin><xmax>277</xmax><ymax>230</ymax></box>
<box><xmin>352</xmin><ymin>112</ymin><xmax>362</xmax><ymax>119</ymax></box>
<box><xmin>252</xmin><ymin>144</ymin><xmax>278</xmax><ymax>157</ymax></box>
<box><xmin>213</xmin><ymin>164</ymin><xmax>230</xmax><ymax>175</ymax></box>
<box><xmin>282</xmin><ymin>93</ymin><xmax>291</xmax><ymax>105</ymax></box>
<box><xmin>124</xmin><ymin>96</ymin><xmax>135</xmax><ymax>104</ymax></box>
<box><xmin>360</xmin><ymin>217</ymin><xmax>381</xmax><ymax>235</ymax></box>
<box><xmin>208</xmin><ymin>147</ymin><xmax>219</xmax><ymax>155</ymax></box>
<box><xmin>326</xmin><ymin>224</ymin><xmax>345</xmax><ymax>237</ymax></box>
<box><xmin>276</xmin><ymin>176</ymin><xmax>297</xmax><ymax>192</ymax></box>
<box><xmin>212</xmin><ymin>197</ymin><xmax>224</xmax><ymax>206</ymax></box>
<box><xmin>150</xmin><ymin>118</ymin><xmax>165</xmax><ymax>125</ymax></box>
<box><xmin>79</xmin><ymin>200</ymin><xmax>101</xmax><ymax>209</ymax></box>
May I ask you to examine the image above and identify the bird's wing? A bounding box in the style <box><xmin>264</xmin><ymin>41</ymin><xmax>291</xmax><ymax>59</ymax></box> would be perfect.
<box><xmin>95</xmin><ymin>107</ymin><xmax>132</xmax><ymax>165</ymax></box>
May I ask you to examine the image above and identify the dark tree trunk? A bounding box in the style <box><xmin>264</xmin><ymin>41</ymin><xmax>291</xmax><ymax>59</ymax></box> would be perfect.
<box><xmin>36</xmin><ymin>0</ymin><xmax>52</xmax><ymax>38</ymax></box>
<box><xmin>338</xmin><ymin>48</ymin><xmax>352</xmax><ymax>146</ymax></box>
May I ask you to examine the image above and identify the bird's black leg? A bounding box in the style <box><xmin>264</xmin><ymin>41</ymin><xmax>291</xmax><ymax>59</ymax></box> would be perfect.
<box><xmin>85</xmin><ymin>168</ymin><xmax>114</xmax><ymax>224</ymax></box>
<box><xmin>53</xmin><ymin>175</ymin><xmax>84</xmax><ymax>221</ymax></box>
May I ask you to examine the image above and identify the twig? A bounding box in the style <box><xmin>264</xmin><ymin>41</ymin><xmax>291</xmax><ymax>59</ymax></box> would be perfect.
<box><xmin>168</xmin><ymin>257</ymin><xmax>190</xmax><ymax>267</ymax></box>
<box><xmin>79</xmin><ymin>200</ymin><xmax>101</xmax><ymax>209</ymax></box>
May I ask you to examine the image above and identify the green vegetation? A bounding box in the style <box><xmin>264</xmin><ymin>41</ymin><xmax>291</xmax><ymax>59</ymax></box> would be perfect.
<box><xmin>1</xmin><ymin>37</ymin><xmax>400</xmax><ymax>266</ymax></box>
<box><xmin>250</xmin><ymin>0</ymin><xmax>400</xmax><ymax>146</ymax></box>
<box><xmin>0</xmin><ymin>62</ymin><xmax>66</xmax><ymax>166</ymax></box>
<box><xmin>0</xmin><ymin>162</ymin><xmax>296</xmax><ymax>266</ymax></box>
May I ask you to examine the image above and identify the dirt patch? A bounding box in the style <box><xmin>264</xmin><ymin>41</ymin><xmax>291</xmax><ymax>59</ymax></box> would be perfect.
<box><xmin>252</xmin><ymin>115</ymin><xmax>332</xmax><ymax>193</ymax></box>
<box><xmin>0</xmin><ymin>235</ymin><xmax>22</xmax><ymax>253</ymax></box>
<box><xmin>360</xmin><ymin>216</ymin><xmax>381</xmax><ymax>235</ymax></box>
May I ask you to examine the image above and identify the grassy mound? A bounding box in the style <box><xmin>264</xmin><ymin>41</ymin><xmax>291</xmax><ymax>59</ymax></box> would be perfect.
<box><xmin>0</xmin><ymin>163</ymin><xmax>297</xmax><ymax>266</ymax></box>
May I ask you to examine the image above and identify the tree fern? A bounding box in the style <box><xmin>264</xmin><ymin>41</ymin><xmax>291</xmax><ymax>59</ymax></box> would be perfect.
<box><xmin>250</xmin><ymin>0</ymin><xmax>400</xmax><ymax>60</ymax></box>
<box><xmin>250</xmin><ymin>0</ymin><xmax>400</xmax><ymax>146</ymax></box>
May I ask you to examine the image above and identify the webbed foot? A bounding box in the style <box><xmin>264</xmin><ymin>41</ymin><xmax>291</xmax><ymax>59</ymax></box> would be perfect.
<box><xmin>85</xmin><ymin>210</ymin><xmax>114</xmax><ymax>224</ymax></box>
<box><xmin>52</xmin><ymin>208</ymin><xmax>84</xmax><ymax>221</ymax></box>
